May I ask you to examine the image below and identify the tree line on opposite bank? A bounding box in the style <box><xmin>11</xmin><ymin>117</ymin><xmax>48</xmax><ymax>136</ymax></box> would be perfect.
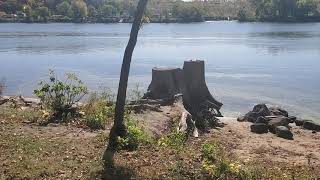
<box><xmin>239</xmin><ymin>0</ymin><xmax>320</xmax><ymax>22</ymax></box>
<box><xmin>0</xmin><ymin>0</ymin><xmax>320</xmax><ymax>23</ymax></box>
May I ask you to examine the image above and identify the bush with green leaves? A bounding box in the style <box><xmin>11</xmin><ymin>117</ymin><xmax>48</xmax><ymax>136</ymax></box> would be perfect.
<box><xmin>117</xmin><ymin>115</ymin><xmax>151</xmax><ymax>150</ymax></box>
<box><xmin>33</xmin><ymin>70</ymin><xmax>88</xmax><ymax>121</ymax></box>
<box><xmin>83</xmin><ymin>90</ymin><xmax>115</xmax><ymax>130</ymax></box>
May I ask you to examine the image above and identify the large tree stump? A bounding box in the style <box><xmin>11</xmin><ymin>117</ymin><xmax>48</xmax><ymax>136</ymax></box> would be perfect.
<box><xmin>143</xmin><ymin>67</ymin><xmax>183</xmax><ymax>99</ymax></box>
<box><xmin>143</xmin><ymin>60</ymin><xmax>223</xmax><ymax>135</ymax></box>
<box><xmin>182</xmin><ymin>60</ymin><xmax>223</xmax><ymax>117</ymax></box>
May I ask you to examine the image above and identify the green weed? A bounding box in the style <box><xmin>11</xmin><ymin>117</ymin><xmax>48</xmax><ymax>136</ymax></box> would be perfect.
<box><xmin>33</xmin><ymin>70</ymin><xmax>88</xmax><ymax>122</ymax></box>
<box><xmin>157</xmin><ymin>131</ymin><xmax>187</xmax><ymax>150</ymax></box>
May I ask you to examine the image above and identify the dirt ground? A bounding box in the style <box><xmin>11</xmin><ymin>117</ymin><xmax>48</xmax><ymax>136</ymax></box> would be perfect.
<box><xmin>215</xmin><ymin>117</ymin><xmax>320</xmax><ymax>166</ymax></box>
<box><xmin>1</xmin><ymin>102</ymin><xmax>320</xmax><ymax>179</ymax></box>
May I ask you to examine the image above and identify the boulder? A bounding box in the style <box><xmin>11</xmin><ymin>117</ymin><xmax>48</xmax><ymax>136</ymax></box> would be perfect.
<box><xmin>250</xmin><ymin>123</ymin><xmax>269</xmax><ymax>134</ymax></box>
<box><xmin>269</xmin><ymin>107</ymin><xmax>288</xmax><ymax>117</ymax></box>
<box><xmin>303</xmin><ymin>121</ymin><xmax>320</xmax><ymax>132</ymax></box>
<box><xmin>295</xmin><ymin>119</ymin><xmax>306</xmax><ymax>126</ymax></box>
<box><xmin>243</xmin><ymin>104</ymin><xmax>271</xmax><ymax>122</ymax></box>
<box><xmin>252</xmin><ymin>104</ymin><xmax>271</xmax><ymax>116</ymax></box>
<box><xmin>244</xmin><ymin>111</ymin><xmax>260</xmax><ymax>122</ymax></box>
<box><xmin>267</xmin><ymin>116</ymin><xmax>290</xmax><ymax>132</ymax></box>
<box><xmin>275</xmin><ymin>126</ymin><xmax>293</xmax><ymax>140</ymax></box>
<box><xmin>255</xmin><ymin>116</ymin><xmax>268</xmax><ymax>124</ymax></box>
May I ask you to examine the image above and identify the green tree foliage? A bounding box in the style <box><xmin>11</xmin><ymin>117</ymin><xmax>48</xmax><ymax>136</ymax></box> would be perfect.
<box><xmin>87</xmin><ymin>5</ymin><xmax>97</xmax><ymax>17</ymax></box>
<box><xmin>71</xmin><ymin>0</ymin><xmax>88</xmax><ymax>20</ymax></box>
<box><xmin>172</xmin><ymin>2</ymin><xmax>205</xmax><ymax>22</ymax></box>
<box><xmin>99</xmin><ymin>4</ymin><xmax>117</xmax><ymax>17</ymax></box>
<box><xmin>36</xmin><ymin>6</ymin><xmax>49</xmax><ymax>20</ymax></box>
<box><xmin>0</xmin><ymin>0</ymin><xmax>21</xmax><ymax>14</ymax></box>
<box><xmin>247</xmin><ymin>0</ymin><xmax>320</xmax><ymax>21</ymax></box>
<box><xmin>296</xmin><ymin>0</ymin><xmax>318</xmax><ymax>17</ymax></box>
<box><xmin>1</xmin><ymin>0</ymin><xmax>319</xmax><ymax>22</ymax></box>
<box><xmin>56</xmin><ymin>1</ymin><xmax>73</xmax><ymax>17</ymax></box>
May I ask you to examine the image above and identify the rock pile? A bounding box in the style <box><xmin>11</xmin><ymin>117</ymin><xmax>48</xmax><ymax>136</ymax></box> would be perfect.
<box><xmin>238</xmin><ymin>104</ymin><xmax>320</xmax><ymax>140</ymax></box>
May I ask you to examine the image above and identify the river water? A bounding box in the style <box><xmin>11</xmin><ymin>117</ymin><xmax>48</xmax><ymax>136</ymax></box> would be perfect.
<box><xmin>0</xmin><ymin>22</ymin><xmax>320</xmax><ymax>119</ymax></box>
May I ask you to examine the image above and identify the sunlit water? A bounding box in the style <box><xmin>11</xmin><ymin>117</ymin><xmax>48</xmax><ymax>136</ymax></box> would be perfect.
<box><xmin>0</xmin><ymin>22</ymin><xmax>320</xmax><ymax>120</ymax></box>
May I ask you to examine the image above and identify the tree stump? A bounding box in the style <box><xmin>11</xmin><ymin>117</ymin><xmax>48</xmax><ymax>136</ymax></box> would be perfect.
<box><xmin>182</xmin><ymin>60</ymin><xmax>223</xmax><ymax>117</ymax></box>
<box><xmin>143</xmin><ymin>60</ymin><xmax>223</xmax><ymax>135</ymax></box>
<box><xmin>143</xmin><ymin>67</ymin><xmax>183</xmax><ymax>99</ymax></box>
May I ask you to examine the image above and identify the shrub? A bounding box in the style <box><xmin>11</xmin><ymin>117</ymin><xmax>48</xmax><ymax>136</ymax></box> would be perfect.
<box><xmin>117</xmin><ymin>115</ymin><xmax>151</xmax><ymax>150</ymax></box>
<box><xmin>83</xmin><ymin>91</ymin><xmax>115</xmax><ymax>130</ymax></box>
<box><xmin>33</xmin><ymin>70</ymin><xmax>87</xmax><ymax>121</ymax></box>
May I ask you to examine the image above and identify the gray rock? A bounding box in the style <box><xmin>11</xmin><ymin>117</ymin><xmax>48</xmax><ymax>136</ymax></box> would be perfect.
<box><xmin>267</xmin><ymin>116</ymin><xmax>290</xmax><ymax>132</ymax></box>
<box><xmin>269</xmin><ymin>107</ymin><xmax>288</xmax><ymax>117</ymax></box>
<box><xmin>237</xmin><ymin>116</ymin><xmax>246</xmax><ymax>122</ymax></box>
<box><xmin>303</xmin><ymin>120</ymin><xmax>320</xmax><ymax>132</ymax></box>
<box><xmin>250</xmin><ymin>123</ymin><xmax>269</xmax><ymax>134</ymax></box>
<box><xmin>288</xmin><ymin>116</ymin><xmax>297</xmax><ymax>123</ymax></box>
<box><xmin>255</xmin><ymin>116</ymin><xmax>268</xmax><ymax>124</ymax></box>
<box><xmin>244</xmin><ymin>104</ymin><xmax>271</xmax><ymax>122</ymax></box>
<box><xmin>275</xmin><ymin>126</ymin><xmax>293</xmax><ymax>140</ymax></box>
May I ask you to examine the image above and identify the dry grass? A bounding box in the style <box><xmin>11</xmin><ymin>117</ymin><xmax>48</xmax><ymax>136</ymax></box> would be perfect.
<box><xmin>0</xmin><ymin>105</ymin><xmax>319</xmax><ymax>179</ymax></box>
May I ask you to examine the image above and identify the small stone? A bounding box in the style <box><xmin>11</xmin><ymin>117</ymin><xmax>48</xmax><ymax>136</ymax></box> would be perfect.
<box><xmin>275</xmin><ymin>126</ymin><xmax>293</xmax><ymax>140</ymax></box>
<box><xmin>237</xmin><ymin>116</ymin><xmax>246</xmax><ymax>122</ymax></box>
<box><xmin>250</xmin><ymin>123</ymin><xmax>269</xmax><ymax>134</ymax></box>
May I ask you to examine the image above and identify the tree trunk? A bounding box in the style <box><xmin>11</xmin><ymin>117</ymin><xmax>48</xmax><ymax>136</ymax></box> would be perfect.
<box><xmin>103</xmin><ymin>0</ymin><xmax>148</xmax><ymax>167</ymax></box>
<box><xmin>143</xmin><ymin>60</ymin><xmax>223</xmax><ymax>134</ymax></box>
<box><xmin>182</xmin><ymin>60</ymin><xmax>223</xmax><ymax>116</ymax></box>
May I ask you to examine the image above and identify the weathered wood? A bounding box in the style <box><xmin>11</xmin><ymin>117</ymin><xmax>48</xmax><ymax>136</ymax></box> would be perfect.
<box><xmin>176</xmin><ymin>98</ymin><xmax>199</xmax><ymax>137</ymax></box>
<box><xmin>144</xmin><ymin>60</ymin><xmax>223</xmax><ymax>135</ymax></box>
<box><xmin>143</xmin><ymin>67</ymin><xmax>183</xmax><ymax>99</ymax></box>
<box><xmin>182</xmin><ymin>60</ymin><xmax>223</xmax><ymax>117</ymax></box>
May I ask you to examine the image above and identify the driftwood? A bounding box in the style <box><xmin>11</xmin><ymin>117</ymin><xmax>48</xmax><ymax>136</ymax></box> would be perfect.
<box><xmin>144</xmin><ymin>60</ymin><xmax>223</xmax><ymax>136</ymax></box>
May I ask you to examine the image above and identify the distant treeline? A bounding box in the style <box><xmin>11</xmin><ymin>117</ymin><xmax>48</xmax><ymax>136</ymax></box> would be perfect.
<box><xmin>0</xmin><ymin>0</ymin><xmax>320</xmax><ymax>23</ymax></box>
<box><xmin>239</xmin><ymin>0</ymin><xmax>320</xmax><ymax>22</ymax></box>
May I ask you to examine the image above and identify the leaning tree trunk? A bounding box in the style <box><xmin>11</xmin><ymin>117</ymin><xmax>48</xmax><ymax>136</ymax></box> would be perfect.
<box><xmin>103</xmin><ymin>0</ymin><xmax>148</xmax><ymax>167</ymax></box>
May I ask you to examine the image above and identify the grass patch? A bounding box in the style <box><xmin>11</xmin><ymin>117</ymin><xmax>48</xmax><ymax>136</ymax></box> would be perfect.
<box><xmin>117</xmin><ymin>115</ymin><xmax>152</xmax><ymax>150</ymax></box>
<box><xmin>0</xmin><ymin>126</ymin><xmax>105</xmax><ymax>179</ymax></box>
<box><xmin>157</xmin><ymin>131</ymin><xmax>187</xmax><ymax>150</ymax></box>
<box><xmin>82</xmin><ymin>92</ymin><xmax>115</xmax><ymax>130</ymax></box>
<box><xmin>201</xmin><ymin>142</ymin><xmax>258</xmax><ymax>179</ymax></box>
<box><xmin>0</xmin><ymin>106</ymin><xmax>42</xmax><ymax>123</ymax></box>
